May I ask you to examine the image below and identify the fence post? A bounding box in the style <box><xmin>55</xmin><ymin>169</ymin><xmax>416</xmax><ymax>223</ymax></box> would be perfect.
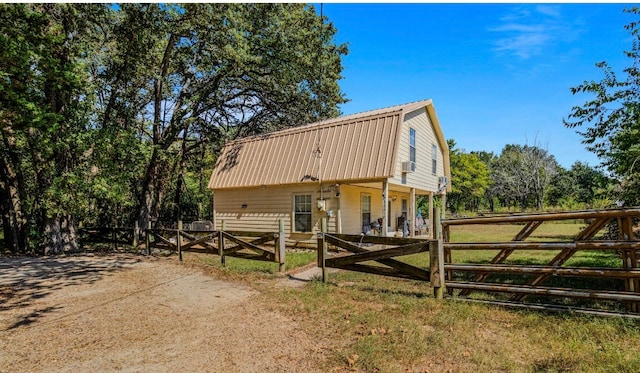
<box><xmin>146</xmin><ymin>221</ymin><xmax>152</xmax><ymax>256</ymax></box>
<box><xmin>112</xmin><ymin>227</ymin><xmax>117</xmax><ymax>251</ymax></box>
<box><xmin>275</xmin><ymin>218</ymin><xmax>286</xmax><ymax>273</ymax></box>
<box><xmin>317</xmin><ymin>217</ymin><xmax>328</xmax><ymax>283</ymax></box>
<box><xmin>430</xmin><ymin>239</ymin><xmax>445</xmax><ymax>299</ymax></box>
<box><xmin>133</xmin><ymin>220</ymin><xmax>139</xmax><ymax>248</ymax></box>
<box><xmin>434</xmin><ymin>208</ymin><xmax>442</xmax><ymax>240</ymax></box>
<box><xmin>177</xmin><ymin>220</ymin><xmax>183</xmax><ymax>262</ymax></box>
<box><xmin>219</xmin><ymin>220</ymin><xmax>226</xmax><ymax>267</ymax></box>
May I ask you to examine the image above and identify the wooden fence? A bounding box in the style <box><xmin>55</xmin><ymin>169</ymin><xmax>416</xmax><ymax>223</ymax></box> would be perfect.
<box><xmin>315</xmin><ymin>209</ymin><xmax>640</xmax><ymax>316</ymax></box>
<box><xmin>79</xmin><ymin>220</ymin><xmax>287</xmax><ymax>272</ymax></box>
<box><xmin>78</xmin><ymin>227</ymin><xmax>135</xmax><ymax>250</ymax></box>
<box><xmin>315</xmin><ymin>218</ymin><xmax>446</xmax><ymax>298</ymax></box>
<box><xmin>145</xmin><ymin>227</ymin><xmax>285</xmax><ymax>272</ymax></box>
<box><xmin>442</xmin><ymin>208</ymin><xmax>640</xmax><ymax>316</ymax></box>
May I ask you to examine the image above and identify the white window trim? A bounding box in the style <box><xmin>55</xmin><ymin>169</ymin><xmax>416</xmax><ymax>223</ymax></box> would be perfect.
<box><xmin>432</xmin><ymin>144</ymin><xmax>438</xmax><ymax>175</ymax></box>
<box><xmin>292</xmin><ymin>193</ymin><xmax>313</xmax><ymax>233</ymax></box>
<box><xmin>361</xmin><ymin>193</ymin><xmax>372</xmax><ymax>233</ymax></box>
<box><xmin>409</xmin><ymin>128</ymin><xmax>416</xmax><ymax>164</ymax></box>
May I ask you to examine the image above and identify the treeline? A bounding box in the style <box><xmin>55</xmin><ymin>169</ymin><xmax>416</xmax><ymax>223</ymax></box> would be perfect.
<box><xmin>0</xmin><ymin>3</ymin><xmax>348</xmax><ymax>254</ymax></box>
<box><xmin>446</xmin><ymin>139</ymin><xmax>614</xmax><ymax>214</ymax></box>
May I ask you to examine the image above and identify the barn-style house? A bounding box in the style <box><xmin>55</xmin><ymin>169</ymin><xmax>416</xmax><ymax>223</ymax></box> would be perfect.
<box><xmin>208</xmin><ymin>99</ymin><xmax>451</xmax><ymax>245</ymax></box>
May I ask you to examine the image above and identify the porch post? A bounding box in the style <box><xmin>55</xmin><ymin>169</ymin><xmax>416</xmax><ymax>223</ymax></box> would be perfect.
<box><xmin>428</xmin><ymin>192</ymin><xmax>434</xmax><ymax>239</ymax></box>
<box><xmin>336</xmin><ymin>193</ymin><xmax>342</xmax><ymax>234</ymax></box>
<box><xmin>410</xmin><ymin>188</ymin><xmax>416</xmax><ymax>237</ymax></box>
<box><xmin>441</xmin><ymin>193</ymin><xmax>447</xmax><ymax>220</ymax></box>
<box><xmin>212</xmin><ymin>194</ymin><xmax>217</xmax><ymax>231</ymax></box>
<box><xmin>382</xmin><ymin>180</ymin><xmax>389</xmax><ymax>237</ymax></box>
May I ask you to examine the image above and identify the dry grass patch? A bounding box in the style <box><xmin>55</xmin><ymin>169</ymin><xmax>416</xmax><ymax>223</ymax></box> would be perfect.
<box><xmin>260</xmin><ymin>273</ymin><xmax>640</xmax><ymax>372</ymax></box>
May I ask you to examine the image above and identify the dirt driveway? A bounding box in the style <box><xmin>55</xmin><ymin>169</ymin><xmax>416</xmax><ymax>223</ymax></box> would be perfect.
<box><xmin>0</xmin><ymin>254</ymin><xmax>325</xmax><ymax>372</ymax></box>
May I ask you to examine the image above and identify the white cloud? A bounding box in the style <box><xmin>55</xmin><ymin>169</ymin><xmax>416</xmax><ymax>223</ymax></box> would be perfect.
<box><xmin>490</xmin><ymin>5</ymin><xmax>580</xmax><ymax>60</ymax></box>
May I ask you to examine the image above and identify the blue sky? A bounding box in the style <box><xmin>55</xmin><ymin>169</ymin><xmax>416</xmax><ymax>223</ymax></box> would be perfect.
<box><xmin>319</xmin><ymin>3</ymin><xmax>635</xmax><ymax>168</ymax></box>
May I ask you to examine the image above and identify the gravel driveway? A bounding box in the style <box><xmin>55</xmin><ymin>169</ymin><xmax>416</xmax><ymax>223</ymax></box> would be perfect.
<box><xmin>0</xmin><ymin>254</ymin><xmax>325</xmax><ymax>372</ymax></box>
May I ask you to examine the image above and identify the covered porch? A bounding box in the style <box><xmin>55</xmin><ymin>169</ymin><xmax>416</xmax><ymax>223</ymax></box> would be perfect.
<box><xmin>329</xmin><ymin>179</ymin><xmax>446</xmax><ymax>239</ymax></box>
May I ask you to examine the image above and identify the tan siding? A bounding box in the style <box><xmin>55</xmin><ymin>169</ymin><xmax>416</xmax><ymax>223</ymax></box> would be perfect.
<box><xmin>338</xmin><ymin>185</ymin><xmax>411</xmax><ymax>235</ymax></box>
<box><xmin>390</xmin><ymin>107</ymin><xmax>446</xmax><ymax>192</ymax></box>
<box><xmin>213</xmin><ymin>185</ymin><xmax>339</xmax><ymax>236</ymax></box>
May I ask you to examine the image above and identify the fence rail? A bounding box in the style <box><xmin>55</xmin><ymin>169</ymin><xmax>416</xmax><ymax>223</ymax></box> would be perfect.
<box><xmin>442</xmin><ymin>207</ymin><xmax>640</xmax><ymax>314</ymax></box>
<box><xmin>315</xmin><ymin>218</ymin><xmax>445</xmax><ymax>297</ymax></box>
<box><xmin>78</xmin><ymin>220</ymin><xmax>287</xmax><ymax>272</ymax></box>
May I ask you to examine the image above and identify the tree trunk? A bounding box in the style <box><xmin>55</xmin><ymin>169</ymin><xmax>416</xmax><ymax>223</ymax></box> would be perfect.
<box><xmin>43</xmin><ymin>215</ymin><xmax>78</xmax><ymax>255</ymax></box>
<box><xmin>0</xmin><ymin>136</ymin><xmax>30</xmax><ymax>254</ymax></box>
<box><xmin>137</xmin><ymin>148</ymin><xmax>167</xmax><ymax>232</ymax></box>
<box><xmin>43</xmin><ymin>217</ymin><xmax>62</xmax><ymax>255</ymax></box>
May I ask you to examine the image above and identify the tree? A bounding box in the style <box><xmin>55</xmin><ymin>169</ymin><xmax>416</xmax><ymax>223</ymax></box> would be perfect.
<box><xmin>472</xmin><ymin>150</ymin><xmax>498</xmax><ymax>211</ymax></box>
<box><xmin>94</xmin><ymin>4</ymin><xmax>348</xmax><ymax>230</ymax></box>
<box><xmin>565</xmin><ymin>7</ymin><xmax>640</xmax><ymax>206</ymax></box>
<box><xmin>547</xmin><ymin>161</ymin><xmax>613</xmax><ymax>209</ymax></box>
<box><xmin>446</xmin><ymin>139</ymin><xmax>490</xmax><ymax>213</ymax></box>
<box><xmin>0</xmin><ymin>4</ymin><xmax>106</xmax><ymax>254</ymax></box>
<box><xmin>0</xmin><ymin>4</ymin><xmax>348</xmax><ymax>254</ymax></box>
<box><xmin>491</xmin><ymin>144</ymin><xmax>558</xmax><ymax>210</ymax></box>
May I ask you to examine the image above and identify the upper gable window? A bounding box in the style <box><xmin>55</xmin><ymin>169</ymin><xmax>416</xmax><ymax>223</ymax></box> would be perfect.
<box><xmin>432</xmin><ymin>144</ymin><xmax>437</xmax><ymax>174</ymax></box>
<box><xmin>409</xmin><ymin>128</ymin><xmax>416</xmax><ymax>164</ymax></box>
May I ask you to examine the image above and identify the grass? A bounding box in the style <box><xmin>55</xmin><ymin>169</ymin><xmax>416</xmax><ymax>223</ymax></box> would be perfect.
<box><xmin>178</xmin><ymin>222</ymin><xmax>640</xmax><ymax>372</ymax></box>
<box><xmin>182</xmin><ymin>249</ymin><xmax>317</xmax><ymax>277</ymax></box>
<box><xmin>263</xmin><ymin>271</ymin><xmax>640</xmax><ymax>372</ymax></box>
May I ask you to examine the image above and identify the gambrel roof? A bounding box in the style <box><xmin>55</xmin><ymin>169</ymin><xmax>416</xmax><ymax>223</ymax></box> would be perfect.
<box><xmin>208</xmin><ymin>99</ymin><xmax>449</xmax><ymax>190</ymax></box>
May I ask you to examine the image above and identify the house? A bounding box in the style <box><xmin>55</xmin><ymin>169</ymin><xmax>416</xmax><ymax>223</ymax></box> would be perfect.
<box><xmin>208</xmin><ymin>99</ymin><xmax>451</xmax><ymax>244</ymax></box>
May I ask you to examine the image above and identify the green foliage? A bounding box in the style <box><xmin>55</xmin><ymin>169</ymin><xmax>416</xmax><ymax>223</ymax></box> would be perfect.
<box><xmin>547</xmin><ymin>161</ymin><xmax>614</xmax><ymax>209</ymax></box>
<box><xmin>0</xmin><ymin>4</ymin><xmax>109</xmax><ymax>253</ymax></box>
<box><xmin>565</xmin><ymin>7</ymin><xmax>640</xmax><ymax>206</ymax></box>
<box><xmin>0</xmin><ymin>4</ymin><xmax>348</xmax><ymax>253</ymax></box>
<box><xmin>490</xmin><ymin>143</ymin><xmax>558</xmax><ymax>211</ymax></box>
<box><xmin>446</xmin><ymin>139</ymin><xmax>490</xmax><ymax>213</ymax></box>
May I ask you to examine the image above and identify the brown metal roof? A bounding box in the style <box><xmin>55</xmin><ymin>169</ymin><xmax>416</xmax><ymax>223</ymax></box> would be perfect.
<box><xmin>208</xmin><ymin>99</ymin><xmax>440</xmax><ymax>190</ymax></box>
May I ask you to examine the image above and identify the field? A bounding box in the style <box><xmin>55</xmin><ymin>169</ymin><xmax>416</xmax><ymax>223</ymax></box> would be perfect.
<box><xmin>2</xmin><ymin>222</ymin><xmax>640</xmax><ymax>372</ymax></box>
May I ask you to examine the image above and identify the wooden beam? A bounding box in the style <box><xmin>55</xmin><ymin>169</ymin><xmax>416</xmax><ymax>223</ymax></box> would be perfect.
<box><xmin>513</xmin><ymin>220</ymin><xmax>543</xmax><ymax>241</ymax></box>
<box><xmin>410</xmin><ymin>188</ymin><xmax>416</xmax><ymax>238</ymax></box>
<box><xmin>575</xmin><ymin>217</ymin><xmax>609</xmax><ymax>240</ymax></box>
<box><xmin>444</xmin><ymin>241</ymin><xmax>640</xmax><ymax>251</ymax></box>
<box><xmin>442</xmin><ymin>208</ymin><xmax>640</xmax><ymax>226</ymax></box>
<box><xmin>223</xmin><ymin>235</ymin><xmax>273</xmax><ymax>254</ymax></box>
<box><xmin>325</xmin><ymin>242</ymin><xmax>427</xmax><ymax>267</ymax></box>
<box><xmin>447</xmin><ymin>281</ymin><xmax>640</xmax><ymax>303</ymax></box>
<box><xmin>446</xmin><ymin>263</ymin><xmax>640</xmax><ymax>278</ymax></box>
<box><xmin>382</xmin><ymin>180</ymin><xmax>389</xmax><ymax>237</ymax></box>
<box><xmin>324</xmin><ymin>234</ymin><xmax>430</xmax><ymax>281</ymax></box>
<box><xmin>222</xmin><ymin>233</ymin><xmax>274</xmax><ymax>259</ymax></box>
<box><xmin>336</xmin><ymin>263</ymin><xmax>426</xmax><ymax>281</ymax></box>
<box><xmin>331</xmin><ymin>233</ymin><xmax>427</xmax><ymax>246</ymax></box>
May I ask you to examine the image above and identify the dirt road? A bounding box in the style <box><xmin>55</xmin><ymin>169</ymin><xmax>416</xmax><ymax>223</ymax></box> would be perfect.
<box><xmin>0</xmin><ymin>254</ymin><xmax>325</xmax><ymax>372</ymax></box>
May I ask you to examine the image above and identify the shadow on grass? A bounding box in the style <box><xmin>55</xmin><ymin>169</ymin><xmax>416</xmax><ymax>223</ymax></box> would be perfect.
<box><xmin>0</xmin><ymin>254</ymin><xmax>141</xmax><ymax>330</ymax></box>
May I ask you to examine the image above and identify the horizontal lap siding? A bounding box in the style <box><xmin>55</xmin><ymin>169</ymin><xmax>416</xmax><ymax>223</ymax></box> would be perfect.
<box><xmin>213</xmin><ymin>185</ymin><xmax>338</xmax><ymax>236</ymax></box>
<box><xmin>339</xmin><ymin>185</ymin><xmax>410</xmax><ymax>235</ymax></box>
<box><xmin>391</xmin><ymin>108</ymin><xmax>443</xmax><ymax>191</ymax></box>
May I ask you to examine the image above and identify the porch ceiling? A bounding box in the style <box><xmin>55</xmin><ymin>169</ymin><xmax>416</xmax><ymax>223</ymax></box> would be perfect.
<box><xmin>347</xmin><ymin>181</ymin><xmax>433</xmax><ymax>195</ymax></box>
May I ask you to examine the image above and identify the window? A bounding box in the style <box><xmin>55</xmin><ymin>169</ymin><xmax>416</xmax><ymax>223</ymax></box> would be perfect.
<box><xmin>409</xmin><ymin>128</ymin><xmax>416</xmax><ymax>164</ymax></box>
<box><xmin>294</xmin><ymin>194</ymin><xmax>312</xmax><ymax>232</ymax></box>
<box><xmin>402</xmin><ymin>199</ymin><xmax>407</xmax><ymax>218</ymax></box>
<box><xmin>361</xmin><ymin>194</ymin><xmax>371</xmax><ymax>233</ymax></box>
<box><xmin>432</xmin><ymin>144</ymin><xmax>437</xmax><ymax>174</ymax></box>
